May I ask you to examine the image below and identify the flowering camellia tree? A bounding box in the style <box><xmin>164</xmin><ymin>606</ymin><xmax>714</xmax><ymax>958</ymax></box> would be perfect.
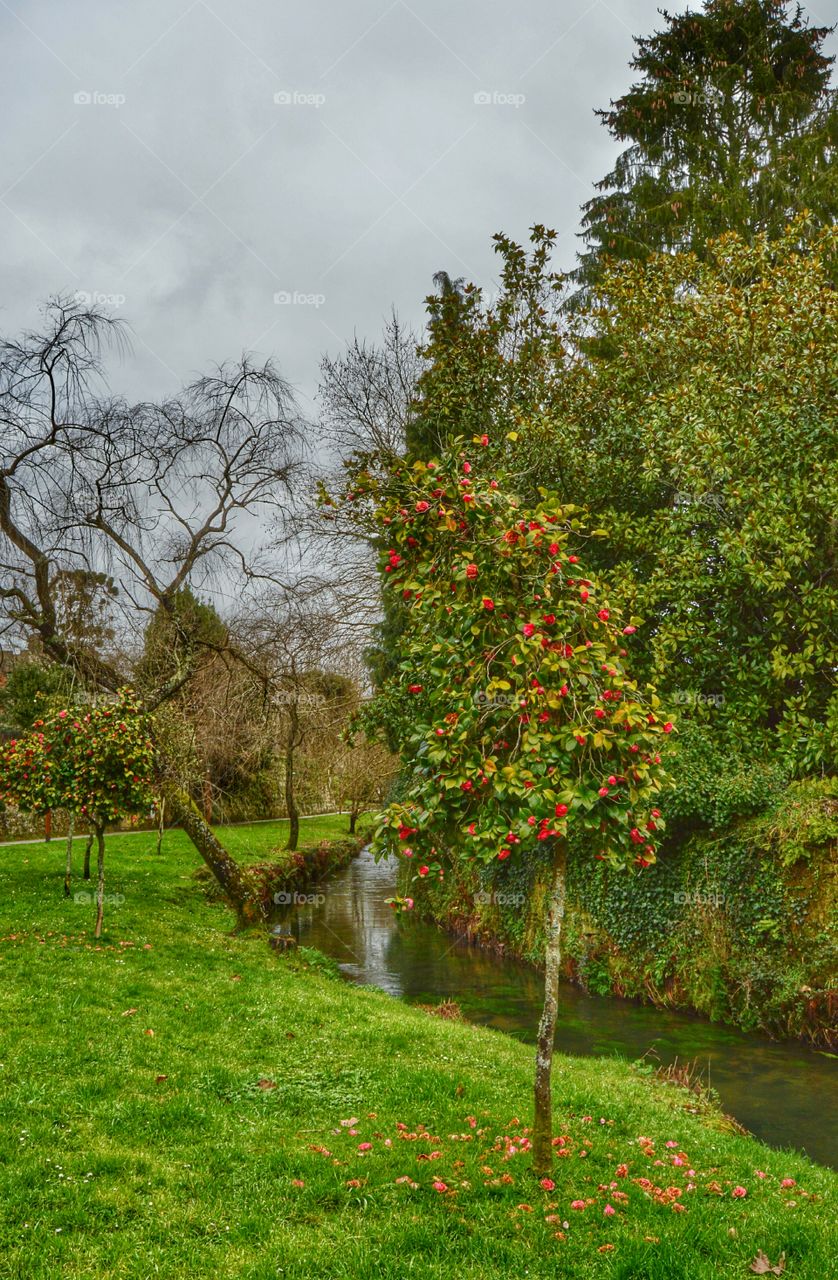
<box><xmin>0</xmin><ymin>691</ymin><xmax>155</xmax><ymax>937</ymax></box>
<box><xmin>344</xmin><ymin>438</ymin><xmax>674</xmax><ymax>1175</ymax></box>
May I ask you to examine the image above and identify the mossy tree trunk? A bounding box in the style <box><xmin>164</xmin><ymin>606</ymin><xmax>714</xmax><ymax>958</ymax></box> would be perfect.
<box><xmin>284</xmin><ymin>700</ymin><xmax>300</xmax><ymax>853</ymax></box>
<box><xmin>161</xmin><ymin>780</ymin><xmax>263</xmax><ymax>923</ymax></box>
<box><xmin>83</xmin><ymin>831</ymin><xmax>93</xmax><ymax>879</ymax></box>
<box><xmin>93</xmin><ymin>825</ymin><xmax>106</xmax><ymax>939</ymax></box>
<box><xmin>63</xmin><ymin>814</ymin><xmax>74</xmax><ymax>898</ymax></box>
<box><xmin>532</xmin><ymin>839</ymin><xmax>568</xmax><ymax>1176</ymax></box>
<box><xmin>156</xmin><ymin>796</ymin><xmax>165</xmax><ymax>856</ymax></box>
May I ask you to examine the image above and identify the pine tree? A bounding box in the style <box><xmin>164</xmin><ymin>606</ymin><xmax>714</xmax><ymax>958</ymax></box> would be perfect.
<box><xmin>574</xmin><ymin>0</ymin><xmax>838</xmax><ymax>301</ymax></box>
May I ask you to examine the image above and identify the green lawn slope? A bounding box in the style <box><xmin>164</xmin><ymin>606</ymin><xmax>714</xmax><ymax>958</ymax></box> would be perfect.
<box><xmin>0</xmin><ymin>819</ymin><xmax>833</xmax><ymax>1278</ymax></box>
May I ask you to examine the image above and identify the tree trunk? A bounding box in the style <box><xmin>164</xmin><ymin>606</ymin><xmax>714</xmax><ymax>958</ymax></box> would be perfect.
<box><xmin>93</xmin><ymin>825</ymin><xmax>106</xmax><ymax>939</ymax></box>
<box><xmin>202</xmin><ymin>777</ymin><xmax>213</xmax><ymax>824</ymax></box>
<box><xmin>63</xmin><ymin>814</ymin><xmax>75</xmax><ymax>897</ymax></box>
<box><xmin>284</xmin><ymin>705</ymin><xmax>300</xmax><ymax>852</ymax></box>
<box><xmin>532</xmin><ymin>839</ymin><xmax>568</xmax><ymax>1176</ymax></box>
<box><xmin>156</xmin><ymin>797</ymin><xmax>165</xmax><ymax>856</ymax></box>
<box><xmin>348</xmin><ymin>807</ymin><xmax>357</xmax><ymax>835</ymax></box>
<box><xmin>160</xmin><ymin>780</ymin><xmax>262</xmax><ymax>923</ymax></box>
<box><xmin>44</xmin><ymin>810</ymin><xmax>52</xmax><ymax>842</ymax></box>
<box><xmin>83</xmin><ymin>832</ymin><xmax>93</xmax><ymax>879</ymax></box>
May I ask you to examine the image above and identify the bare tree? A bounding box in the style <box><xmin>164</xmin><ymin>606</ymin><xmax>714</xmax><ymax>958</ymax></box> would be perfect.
<box><xmin>318</xmin><ymin>310</ymin><xmax>421</xmax><ymax>463</ymax></box>
<box><xmin>332</xmin><ymin>730</ymin><xmax>397</xmax><ymax>834</ymax></box>
<box><xmin>240</xmin><ymin>587</ymin><xmax>363</xmax><ymax>849</ymax></box>
<box><xmin>0</xmin><ymin>298</ymin><xmax>306</xmax><ymax>919</ymax></box>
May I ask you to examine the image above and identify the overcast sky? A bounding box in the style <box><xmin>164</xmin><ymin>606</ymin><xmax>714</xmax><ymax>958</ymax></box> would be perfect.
<box><xmin>2</xmin><ymin>0</ymin><xmax>837</xmax><ymax>415</ymax></box>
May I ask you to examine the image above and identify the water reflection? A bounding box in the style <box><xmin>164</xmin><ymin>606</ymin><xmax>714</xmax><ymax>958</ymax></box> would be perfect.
<box><xmin>278</xmin><ymin>847</ymin><xmax>837</xmax><ymax>1168</ymax></box>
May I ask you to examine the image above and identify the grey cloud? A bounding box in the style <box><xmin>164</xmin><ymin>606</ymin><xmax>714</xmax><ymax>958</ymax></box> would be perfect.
<box><xmin>2</xmin><ymin>0</ymin><xmax>835</xmax><ymax>408</ymax></box>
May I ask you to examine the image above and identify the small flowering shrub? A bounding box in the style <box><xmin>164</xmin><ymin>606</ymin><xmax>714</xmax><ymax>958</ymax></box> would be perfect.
<box><xmin>0</xmin><ymin>691</ymin><xmax>154</xmax><ymax>828</ymax></box>
<box><xmin>336</xmin><ymin>437</ymin><xmax>675</xmax><ymax>1171</ymax></box>
<box><xmin>0</xmin><ymin>691</ymin><xmax>155</xmax><ymax>935</ymax></box>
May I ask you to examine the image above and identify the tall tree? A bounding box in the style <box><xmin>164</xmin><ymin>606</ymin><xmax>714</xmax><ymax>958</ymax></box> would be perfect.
<box><xmin>343</xmin><ymin>440</ymin><xmax>673</xmax><ymax>1174</ymax></box>
<box><xmin>574</xmin><ymin>0</ymin><xmax>838</xmax><ymax>301</ymax></box>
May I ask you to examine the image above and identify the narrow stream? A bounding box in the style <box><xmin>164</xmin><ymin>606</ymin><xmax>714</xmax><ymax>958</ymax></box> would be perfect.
<box><xmin>275</xmin><ymin>847</ymin><xmax>837</xmax><ymax>1169</ymax></box>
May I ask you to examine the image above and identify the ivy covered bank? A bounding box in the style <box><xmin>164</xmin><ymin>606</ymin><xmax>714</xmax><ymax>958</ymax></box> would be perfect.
<box><xmin>408</xmin><ymin>777</ymin><xmax>837</xmax><ymax>1047</ymax></box>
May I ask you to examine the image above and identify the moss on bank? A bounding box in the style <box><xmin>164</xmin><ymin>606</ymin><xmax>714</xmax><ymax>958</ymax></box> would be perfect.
<box><xmin>193</xmin><ymin>833</ymin><xmax>366</xmax><ymax>909</ymax></box>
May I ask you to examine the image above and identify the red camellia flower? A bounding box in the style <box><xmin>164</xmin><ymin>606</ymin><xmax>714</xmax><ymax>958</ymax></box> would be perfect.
<box><xmin>463</xmin><ymin>462</ymin><xmax>472</xmax><ymax>474</ymax></box>
<box><xmin>415</xmin><ymin>500</ymin><xmax>430</xmax><ymax>513</ymax></box>
<box><xmin>408</xmin><ymin>684</ymin><xmax>423</xmax><ymax>693</ymax></box>
<box><xmin>607</xmin><ymin>775</ymin><xmax>617</xmax><ymax>786</ymax></box>
<box><xmin>466</xmin><ymin>563</ymin><xmax>479</xmax><ymax>579</ymax></box>
<box><xmin>461</xmin><ymin>780</ymin><xmax>473</xmax><ymax>792</ymax></box>
<box><xmin>522</xmin><ymin>623</ymin><xmax>536</xmax><ymax>638</ymax></box>
<box><xmin>580</xmin><ymin>588</ymin><xmax>589</xmax><ymax>602</ymax></box>
<box><xmin>482</xmin><ymin>598</ymin><xmax>495</xmax><ymax>610</ymax></box>
<box><xmin>598</xmin><ymin>786</ymin><xmax>609</xmax><ymax>797</ymax></box>
<box><xmin>418</xmin><ymin>865</ymin><xmax>430</xmax><ymax>877</ymax></box>
<box><xmin>555</xmin><ymin>803</ymin><xmax>568</xmax><ymax>817</ymax></box>
<box><xmin>594</xmin><ymin>708</ymin><xmax>606</xmax><ymax>719</ymax></box>
<box><xmin>597</xmin><ymin>608</ymin><xmax>609</xmax><ymax>622</ymax></box>
<box><xmin>497</xmin><ymin>848</ymin><xmax>511</xmax><ymax>860</ymax></box>
<box><xmin>663</xmin><ymin>722</ymin><xmax>674</xmax><ymax>733</ymax></box>
<box><xmin>541</xmin><ymin>614</ymin><xmax>555</xmax><ymax>625</ymax></box>
<box><xmin>622</xmin><ymin>625</ymin><xmax>637</xmax><ymax>635</ymax></box>
<box><xmin>480</xmin><ymin>434</ymin><xmax>489</xmax><ymax>445</ymax></box>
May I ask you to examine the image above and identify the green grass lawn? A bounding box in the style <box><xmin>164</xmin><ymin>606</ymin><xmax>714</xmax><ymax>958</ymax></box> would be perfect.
<box><xmin>0</xmin><ymin>818</ymin><xmax>834</xmax><ymax>1278</ymax></box>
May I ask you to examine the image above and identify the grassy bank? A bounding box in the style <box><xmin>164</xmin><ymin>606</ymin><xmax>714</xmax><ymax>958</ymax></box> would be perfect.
<box><xmin>0</xmin><ymin>819</ymin><xmax>834</xmax><ymax>1278</ymax></box>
